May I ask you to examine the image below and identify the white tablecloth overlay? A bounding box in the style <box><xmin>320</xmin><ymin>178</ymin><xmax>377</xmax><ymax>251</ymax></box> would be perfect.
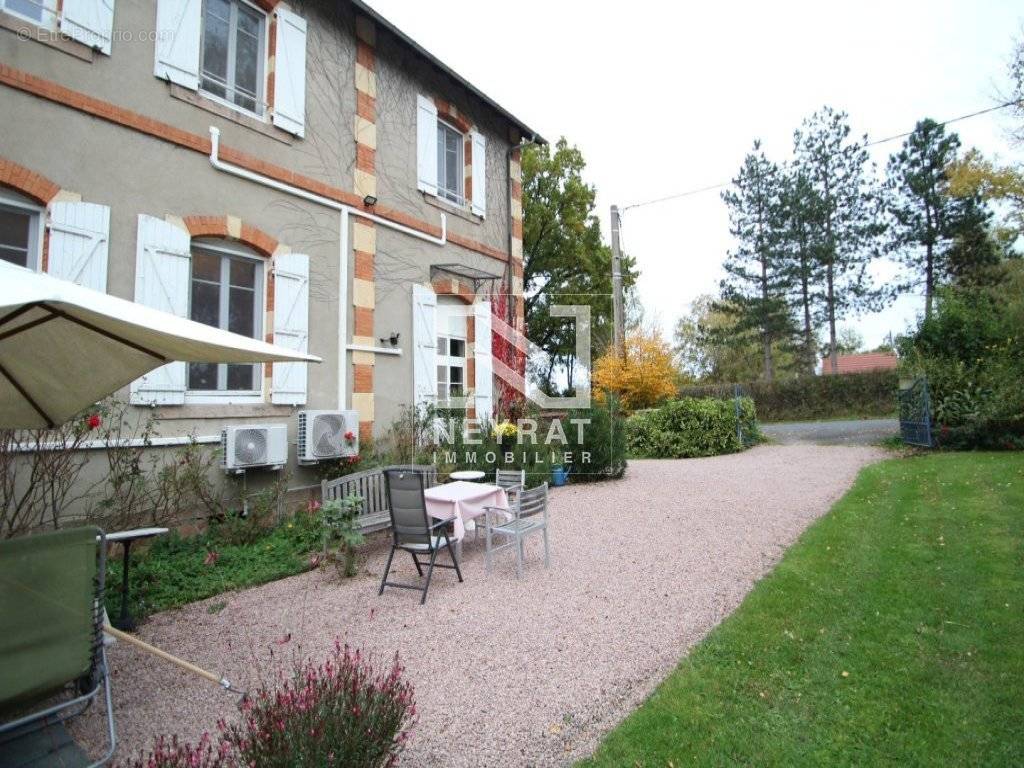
<box><xmin>424</xmin><ymin>481</ymin><xmax>510</xmax><ymax>541</ymax></box>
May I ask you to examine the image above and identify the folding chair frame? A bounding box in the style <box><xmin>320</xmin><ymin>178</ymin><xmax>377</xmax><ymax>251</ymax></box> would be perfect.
<box><xmin>0</xmin><ymin>530</ymin><xmax>117</xmax><ymax>768</ymax></box>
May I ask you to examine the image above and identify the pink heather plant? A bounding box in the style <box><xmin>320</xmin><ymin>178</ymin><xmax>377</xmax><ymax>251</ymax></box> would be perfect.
<box><xmin>122</xmin><ymin>642</ymin><xmax>416</xmax><ymax>768</ymax></box>
<box><xmin>119</xmin><ymin>733</ymin><xmax>234</xmax><ymax>768</ymax></box>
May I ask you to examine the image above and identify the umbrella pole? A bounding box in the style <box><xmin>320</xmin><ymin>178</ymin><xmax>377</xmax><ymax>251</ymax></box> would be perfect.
<box><xmin>103</xmin><ymin>624</ymin><xmax>243</xmax><ymax>695</ymax></box>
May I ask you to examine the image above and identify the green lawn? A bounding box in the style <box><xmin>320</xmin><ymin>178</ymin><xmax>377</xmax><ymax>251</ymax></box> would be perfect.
<box><xmin>582</xmin><ymin>452</ymin><xmax>1024</xmax><ymax>767</ymax></box>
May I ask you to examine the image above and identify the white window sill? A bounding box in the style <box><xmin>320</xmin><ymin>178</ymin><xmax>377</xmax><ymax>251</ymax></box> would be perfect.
<box><xmin>154</xmin><ymin>403</ymin><xmax>294</xmax><ymax>421</ymax></box>
<box><xmin>184</xmin><ymin>392</ymin><xmax>265</xmax><ymax>406</ymax></box>
<box><xmin>421</xmin><ymin>191</ymin><xmax>482</xmax><ymax>225</ymax></box>
<box><xmin>0</xmin><ymin>10</ymin><xmax>94</xmax><ymax>62</ymax></box>
<box><xmin>169</xmin><ymin>84</ymin><xmax>294</xmax><ymax>145</ymax></box>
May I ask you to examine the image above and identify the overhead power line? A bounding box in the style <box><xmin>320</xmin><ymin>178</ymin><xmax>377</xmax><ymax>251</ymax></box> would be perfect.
<box><xmin>622</xmin><ymin>99</ymin><xmax>1023</xmax><ymax>212</ymax></box>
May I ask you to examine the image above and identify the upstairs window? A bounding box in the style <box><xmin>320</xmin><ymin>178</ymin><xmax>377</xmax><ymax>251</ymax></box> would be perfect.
<box><xmin>1</xmin><ymin>0</ymin><xmax>51</xmax><ymax>26</ymax></box>
<box><xmin>436</xmin><ymin>120</ymin><xmax>464</xmax><ymax>204</ymax></box>
<box><xmin>0</xmin><ymin>192</ymin><xmax>42</xmax><ymax>271</ymax></box>
<box><xmin>200</xmin><ymin>0</ymin><xmax>265</xmax><ymax>115</ymax></box>
<box><xmin>417</xmin><ymin>95</ymin><xmax>487</xmax><ymax>217</ymax></box>
<box><xmin>188</xmin><ymin>243</ymin><xmax>263</xmax><ymax>393</ymax></box>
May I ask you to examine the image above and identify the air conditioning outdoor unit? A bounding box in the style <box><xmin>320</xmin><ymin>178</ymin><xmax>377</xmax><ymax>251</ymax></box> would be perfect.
<box><xmin>297</xmin><ymin>409</ymin><xmax>360</xmax><ymax>463</ymax></box>
<box><xmin>221</xmin><ymin>424</ymin><xmax>289</xmax><ymax>472</ymax></box>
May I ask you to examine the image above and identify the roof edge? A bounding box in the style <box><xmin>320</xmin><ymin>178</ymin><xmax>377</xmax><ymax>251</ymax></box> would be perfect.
<box><xmin>348</xmin><ymin>0</ymin><xmax>546</xmax><ymax>145</ymax></box>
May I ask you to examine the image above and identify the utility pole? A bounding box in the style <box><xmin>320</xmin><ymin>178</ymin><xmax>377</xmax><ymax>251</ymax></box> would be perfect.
<box><xmin>610</xmin><ymin>204</ymin><xmax>625</xmax><ymax>358</ymax></box>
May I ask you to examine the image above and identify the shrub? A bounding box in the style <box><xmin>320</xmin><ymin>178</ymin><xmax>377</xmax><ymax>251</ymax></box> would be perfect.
<box><xmin>428</xmin><ymin>399</ymin><xmax>627</xmax><ymax>486</ymax></box>
<box><xmin>0</xmin><ymin>409</ymin><xmax>97</xmax><ymax>538</ymax></box>
<box><xmin>900</xmin><ymin>268</ymin><xmax>1024</xmax><ymax>449</ymax></box>
<box><xmin>321</xmin><ymin>495</ymin><xmax>365</xmax><ymax>577</ymax></box>
<box><xmin>227</xmin><ymin>643</ymin><xmax>415</xmax><ymax>768</ymax></box>
<box><xmin>591</xmin><ymin>330</ymin><xmax>679</xmax><ymax>412</ymax></box>
<box><xmin>119</xmin><ymin>733</ymin><xmax>233</xmax><ymax>768</ymax></box>
<box><xmin>125</xmin><ymin>644</ymin><xmax>416</xmax><ymax>768</ymax></box>
<box><xmin>566</xmin><ymin>397</ymin><xmax>627</xmax><ymax>481</ymax></box>
<box><xmin>679</xmin><ymin>371</ymin><xmax>897</xmax><ymax>422</ymax></box>
<box><xmin>626</xmin><ymin>397</ymin><xmax>759</xmax><ymax>459</ymax></box>
<box><xmin>106</xmin><ymin>510</ymin><xmax>324</xmax><ymax>621</ymax></box>
<box><xmin>89</xmin><ymin>400</ymin><xmax>226</xmax><ymax>531</ymax></box>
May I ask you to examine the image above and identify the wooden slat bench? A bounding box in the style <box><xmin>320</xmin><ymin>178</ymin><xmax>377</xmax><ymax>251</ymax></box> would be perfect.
<box><xmin>321</xmin><ymin>464</ymin><xmax>438</xmax><ymax>534</ymax></box>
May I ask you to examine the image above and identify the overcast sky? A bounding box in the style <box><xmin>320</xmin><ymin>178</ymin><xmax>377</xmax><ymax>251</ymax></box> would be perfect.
<box><xmin>369</xmin><ymin>0</ymin><xmax>1023</xmax><ymax>350</ymax></box>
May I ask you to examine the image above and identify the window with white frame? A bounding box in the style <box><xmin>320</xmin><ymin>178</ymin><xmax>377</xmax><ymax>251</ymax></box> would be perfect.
<box><xmin>436</xmin><ymin>336</ymin><xmax>466</xmax><ymax>405</ymax></box>
<box><xmin>0</xmin><ymin>0</ymin><xmax>53</xmax><ymax>26</ymax></box>
<box><xmin>200</xmin><ymin>0</ymin><xmax>265</xmax><ymax>115</ymax></box>
<box><xmin>0</xmin><ymin>192</ymin><xmax>43</xmax><ymax>270</ymax></box>
<box><xmin>187</xmin><ymin>242</ymin><xmax>263</xmax><ymax>393</ymax></box>
<box><xmin>417</xmin><ymin>95</ymin><xmax>487</xmax><ymax>216</ymax></box>
<box><xmin>436</xmin><ymin>119</ymin><xmax>464</xmax><ymax>204</ymax></box>
<box><xmin>436</xmin><ymin>301</ymin><xmax>467</xmax><ymax>407</ymax></box>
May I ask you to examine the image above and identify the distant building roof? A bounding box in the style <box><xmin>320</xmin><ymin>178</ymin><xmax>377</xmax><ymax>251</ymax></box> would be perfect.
<box><xmin>821</xmin><ymin>352</ymin><xmax>899</xmax><ymax>375</ymax></box>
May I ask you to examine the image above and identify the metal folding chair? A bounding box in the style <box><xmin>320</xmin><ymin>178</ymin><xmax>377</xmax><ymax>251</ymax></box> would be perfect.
<box><xmin>0</xmin><ymin>527</ymin><xmax>116</xmax><ymax>767</ymax></box>
<box><xmin>380</xmin><ymin>469</ymin><xmax>463</xmax><ymax>605</ymax></box>
<box><xmin>484</xmin><ymin>483</ymin><xmax>550</xmax><ymax>577</ymax></box>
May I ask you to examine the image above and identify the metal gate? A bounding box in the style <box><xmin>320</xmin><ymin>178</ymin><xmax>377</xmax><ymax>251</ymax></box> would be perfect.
<box><xmin>899</xmin><ymin>377</ymin><xmax>933</xmax><ymax>447</ymax></box>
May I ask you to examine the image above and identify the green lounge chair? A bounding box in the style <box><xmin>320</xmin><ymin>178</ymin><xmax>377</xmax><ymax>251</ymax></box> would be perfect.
<box><xmin>0</xmin><ymin>527</ymin><xmax>116</xmax><ymax>767</ymax></box>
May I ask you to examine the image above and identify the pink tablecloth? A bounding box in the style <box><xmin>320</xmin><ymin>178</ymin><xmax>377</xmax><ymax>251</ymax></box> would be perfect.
<box><xmin>424</xmin><ymin>481</ymin><xmax>509</xmax><ymax>541</ymax></box>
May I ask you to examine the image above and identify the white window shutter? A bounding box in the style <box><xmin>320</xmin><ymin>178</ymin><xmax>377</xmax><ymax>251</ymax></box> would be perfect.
<box><xmin>416</xmin><ymin>95</ymin><xmax>438</xmax><ymax>195</ymax></box>
<box><xmin>154</xmin><ymin>0</ymin><xmax>202</xmax><ymax>90</ymax></box>
<box><xmin>473</xmin><ymin>301</ymin><xmax>493</xmax><ymax>421</ymax></box>
<box><xmin>47</xmin><ymin>201</ymin><xmax>110</xmax><ymax>292</ymax></box>
<box><xmin>470</xmin><ymin>130</ymin><xmax>487</xmax><ymax>217</ymax></box>
<box><xmin>130</xmin><ymin>215</ymin><xmax>191</xmax><ymax>405</ymax></box>
<box><xmin>412</xmin><ymin>284</ymin><xmax>437</xmax><ymax>409</ymax></box>
<box><xmin>272</xmin><ymin>7</ymin><xmax>307</xmax><ymax>137</ymax></box>
<box><xmin>271</xmin><ymin>253</ymin><xmax>310</xmax><ymax>405</ymax></box>
<box><xmin>60</xmin><ymin>0</ymin><xmax>115</xmax><ymax>55</ymax></box>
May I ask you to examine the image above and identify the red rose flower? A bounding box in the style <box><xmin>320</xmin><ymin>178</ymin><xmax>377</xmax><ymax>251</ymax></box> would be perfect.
<box><xmin>344</xmin><ymin>430</ymin><xmax>356</xmax><ymax>443</ymax></box>
<box><xmin>86</xmin><ymin>413</ymin><xmax>101</xmax><ymax>430</ymax></box>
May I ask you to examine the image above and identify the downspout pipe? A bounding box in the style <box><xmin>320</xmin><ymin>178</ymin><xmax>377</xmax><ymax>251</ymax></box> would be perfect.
<box><xmin>505</xmin><ymin>135</ymin><xmax>538</xmax><ymax>325</ymax></box>
<box><xmin>207</xmin><ymin>126</ymin><xmax>447</xmax><ymax>410</ymax></box>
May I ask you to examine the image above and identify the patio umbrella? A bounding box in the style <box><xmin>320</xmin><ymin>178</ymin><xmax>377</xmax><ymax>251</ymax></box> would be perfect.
<box><xmin>0</xmin><ymin>261</ymin><xmax>320</xmax><ymax>429</ymax></box>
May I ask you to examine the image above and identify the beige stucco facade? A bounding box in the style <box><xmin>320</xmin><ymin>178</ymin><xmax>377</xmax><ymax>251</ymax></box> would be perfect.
<box><xmin>0</xmin><ymin>0</ymin><xmax>533</xmax><ymax>497</ymax></box>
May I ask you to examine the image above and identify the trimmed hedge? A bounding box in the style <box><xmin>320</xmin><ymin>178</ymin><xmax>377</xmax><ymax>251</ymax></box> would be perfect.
<box><xmin>431</xmin><ymin>399</ymin><xmax>627</xmax><ymax>486</ymax></box>
<box><xmin>679</xmin><ymin>370</ymin><xmax>898</xmax><ymax>423</ymax></box>
<box><xmin>626</xmin><ymin>397</ymin><xmax>759</xmax><ymax>459</ymax></box>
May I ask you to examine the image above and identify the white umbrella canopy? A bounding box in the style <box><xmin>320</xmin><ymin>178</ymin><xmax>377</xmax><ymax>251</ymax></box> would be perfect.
<box><xmin>0</xmin><ymin>262</ymin><xmax>320</xmax><ymax>429</ymax></box>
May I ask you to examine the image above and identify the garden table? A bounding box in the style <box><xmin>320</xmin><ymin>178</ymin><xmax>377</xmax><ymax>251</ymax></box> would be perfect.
<box><xmin>449</xmin><ymin>470</ymin><xmax>486</xmax><ymax>482</ymax></box>
<box><xmin>423</xmin><ymin>481</ymin><xmax>509</xmax><ymax>546</ymax></box>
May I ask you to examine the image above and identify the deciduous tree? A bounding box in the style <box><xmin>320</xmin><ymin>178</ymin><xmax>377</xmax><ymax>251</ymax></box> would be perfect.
<box><xmin>522</xmin><ymin>140</ymin><xmax>636</xmax><ymax>393</ymax></box>
<box><xmin>592</xmin><ymin>329</ymin><xmax>678</xmax><ymax>412</ymax></box>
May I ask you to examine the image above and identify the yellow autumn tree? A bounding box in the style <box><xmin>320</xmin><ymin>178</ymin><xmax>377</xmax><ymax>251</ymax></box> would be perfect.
<box><xmin>591</xmin><ymin>329</ymin><xmax>680</xmax><ymax>412</ymax></box>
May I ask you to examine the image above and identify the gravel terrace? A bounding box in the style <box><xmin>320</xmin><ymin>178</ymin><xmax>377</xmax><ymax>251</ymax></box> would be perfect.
<box><xmin>77</xmin><ymin>444</ymin><xmax>883</xmax><ymax>767</ymax></box>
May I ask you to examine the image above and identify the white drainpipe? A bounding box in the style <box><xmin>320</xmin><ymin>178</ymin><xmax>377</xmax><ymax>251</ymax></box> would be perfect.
<box><xmin>207</xmin><ymin>126</ymin><xmax>447</xmax><ymax>409</ymax></box>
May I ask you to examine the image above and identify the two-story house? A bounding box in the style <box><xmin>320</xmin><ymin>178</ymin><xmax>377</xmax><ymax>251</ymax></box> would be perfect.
<box><xmin>0</xmin><ymin>0</ymin><xmax>541</xmax><ymax>480</ymax></box>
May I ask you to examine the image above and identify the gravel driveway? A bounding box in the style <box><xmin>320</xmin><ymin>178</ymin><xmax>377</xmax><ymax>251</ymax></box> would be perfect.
<box><xmin>78</xmin><ymin>444</ymin><xmax>882</xmax><ymax>766</ymax></box>
<box><xmin>762</xmin><ymin>418</ymin><xmax>899</xmax><ymax>446</ymax></box>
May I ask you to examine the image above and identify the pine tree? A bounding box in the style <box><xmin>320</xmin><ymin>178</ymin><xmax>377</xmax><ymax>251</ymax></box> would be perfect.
<box><xmin>794</xmin><ymin>107</ymin><xmax>883</xmax><ymax>374</ymax></box>
<box><xmin>778</xmin><ymin>166</ymin><xmax>825</xmax><ymax>376</ymax></box>
<box><xmin>716</xmin><ymin>142</ymin><xmax>794</xmax><ymax>382</ymax></box>
<box><xmin>885</xmin><ymin>119</ymin><xmax>991</xmax><ymax>316</ymax></box>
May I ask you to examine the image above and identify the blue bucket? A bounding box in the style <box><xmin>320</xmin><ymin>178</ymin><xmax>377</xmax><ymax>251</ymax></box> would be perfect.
<box><xmin>551</xmin><ymin>466</ymin><xmax>570</xmax><ymax>486</ymax></box>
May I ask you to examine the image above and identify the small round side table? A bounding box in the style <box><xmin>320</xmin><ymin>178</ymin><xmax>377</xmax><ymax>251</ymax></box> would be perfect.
<box><xmin>108</xmin><ymin>527</ymin><xmax>168</xmax><ymax>631</ymax></box>
<box><xmin>449</xmin><ymin>470</ymin><xmax>486</xmax><ymax>482</ymax></box>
